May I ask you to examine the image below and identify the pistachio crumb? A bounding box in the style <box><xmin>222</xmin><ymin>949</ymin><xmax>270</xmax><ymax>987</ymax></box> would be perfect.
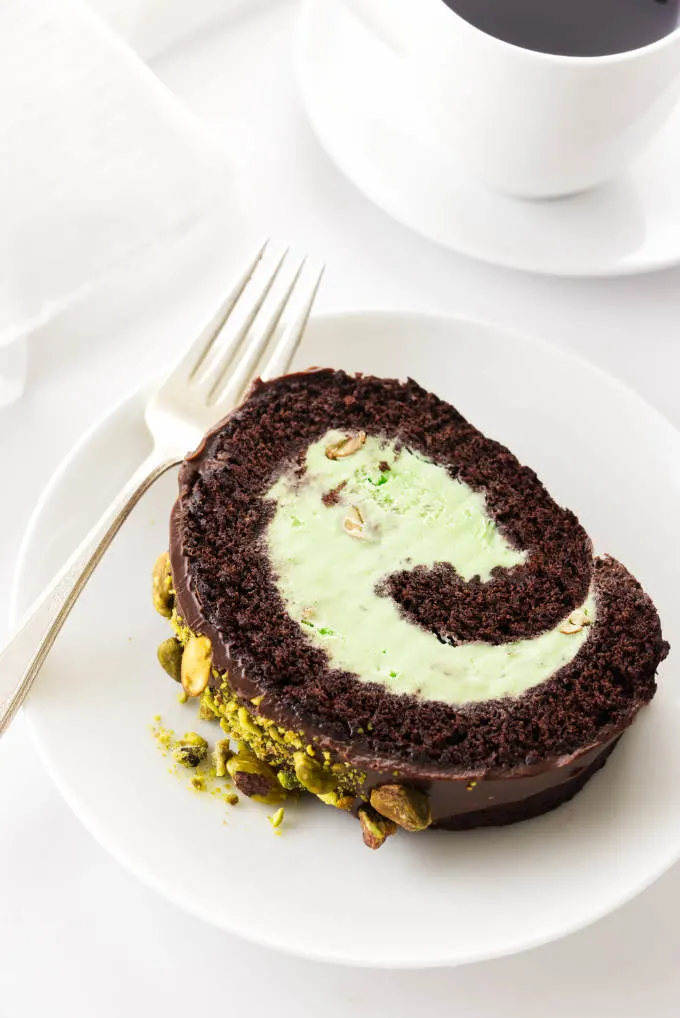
<box><xmin>225</xmin><ymin>793</ymin><xmax>239</xmax><ymax>806</ymax></box>
<box><xmin>269</xmin><ymin>807</ymin><xmax>285</xmax><ymax>829</ymax></box>
<box><xmin>153</xmin><ymin>724</ymin><xmax>175</xmax><ymax>751</ymax></box>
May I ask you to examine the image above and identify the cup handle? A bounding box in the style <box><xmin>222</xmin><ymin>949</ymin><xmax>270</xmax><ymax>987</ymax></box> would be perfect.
<box><xmin>0</xmin><ymin>340</ymin><xmax>27</xmax><ymax>407</ymax></box>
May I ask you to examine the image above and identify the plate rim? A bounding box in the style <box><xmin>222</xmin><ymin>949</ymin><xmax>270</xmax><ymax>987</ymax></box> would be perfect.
<box><xmin>12</xmin><ymin>308</ymin><xmax>680</xmax><ymax>968</ymax></box>
<box><xmin>296</xmin><ymin>0</ymin><xmax>680</xmax><ymax>279</ymax></box>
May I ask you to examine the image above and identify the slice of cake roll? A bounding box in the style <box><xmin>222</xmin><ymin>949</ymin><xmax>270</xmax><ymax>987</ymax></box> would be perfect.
<box><xmin>154</xmin><ymin>371</ymin><xmax>669</xmax><ymax>848</ymax></box>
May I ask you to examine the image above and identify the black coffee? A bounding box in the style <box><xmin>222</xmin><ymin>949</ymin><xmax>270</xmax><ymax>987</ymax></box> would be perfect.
<box><xmin>441</xmin><ymin>0</ymin><xmax>680</xmax><ymax>56</ymax></box>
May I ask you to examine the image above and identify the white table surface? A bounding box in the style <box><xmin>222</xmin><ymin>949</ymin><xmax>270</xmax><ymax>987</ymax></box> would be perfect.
<box><xmin>2</xmin><ymin>2</ymin><xmax>680</xmax><ymax>1015</ymax></box>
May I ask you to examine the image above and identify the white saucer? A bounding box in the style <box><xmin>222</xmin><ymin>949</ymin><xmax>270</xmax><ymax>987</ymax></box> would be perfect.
<box><xmin>297</xmin><ymin>0</ymin><xmax>680</xmax><ymax>277</ymax></box>
<box><xmin>13</xmin><ymin>310</ymin><xmax>680</xmax><ymax>967</ymax></box>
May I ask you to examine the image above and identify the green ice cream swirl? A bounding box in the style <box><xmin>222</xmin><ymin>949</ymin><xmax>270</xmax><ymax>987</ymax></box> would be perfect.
<box><xmin>266</xmin><ymin>432</ymin><xmax>594</xmax><ymax>706</ymax></box>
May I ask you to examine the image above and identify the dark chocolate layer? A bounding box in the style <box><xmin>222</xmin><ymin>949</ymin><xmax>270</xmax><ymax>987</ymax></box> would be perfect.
<box><xmin>432</xmin><ymin>738</ymin><xmax>619</xmax><ymax>829</ymax></box>
<box><xmin>170</xmin><ymin>371</ymin><xmax>667</xmax><ymax>802</ymax></box>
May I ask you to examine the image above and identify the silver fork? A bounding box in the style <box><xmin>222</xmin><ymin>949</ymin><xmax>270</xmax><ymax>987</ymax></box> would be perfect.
<box><xmin>0</xmin><ymin>243</ymin><xmax>324</xmax><ymax>737</ymax></box>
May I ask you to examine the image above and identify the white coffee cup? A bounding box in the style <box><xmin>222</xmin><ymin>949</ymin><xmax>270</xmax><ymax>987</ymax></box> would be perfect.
<box><xmin>343</xmin><ymin>0</ymin><xmax>680</xmax><ymax>199</ymax></box>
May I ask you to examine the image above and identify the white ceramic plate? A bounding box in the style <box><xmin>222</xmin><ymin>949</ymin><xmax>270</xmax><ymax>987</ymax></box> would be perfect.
<box><xmin>14</xmin><ymin>311</ymin><xmax>680</xmax><ymax>968</ymax></box>
<box><xmin>297</xmin><ymin>0</ymin><xmax>680</xmax><ymax>278</ymax></box>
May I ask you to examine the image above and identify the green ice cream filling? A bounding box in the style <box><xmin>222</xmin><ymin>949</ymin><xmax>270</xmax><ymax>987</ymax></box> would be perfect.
<box><xmin>266</xmin><ymin>432</ymin><xmax>594</xmax><ymax>706</ymax></box>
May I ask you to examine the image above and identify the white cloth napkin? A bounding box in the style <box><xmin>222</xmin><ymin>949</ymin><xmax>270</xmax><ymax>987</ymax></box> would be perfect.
<box><xmin>89</xmin><ymin>0</ymin><xmax>253</xmax><ymax>58</ymax></box>
<box><xmin>0</xmin><ymin>0</ymin><xmax>246</xmax><ymax>404</ymax></box>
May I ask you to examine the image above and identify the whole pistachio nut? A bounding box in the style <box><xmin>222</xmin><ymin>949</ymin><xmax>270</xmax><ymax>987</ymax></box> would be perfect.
<box><xmin>358</xmin><ymin>807</ymin><xmax>397</xmax><ymax>850</ymax></box>
<box><xmin>152</xmin><ymin>552</ymin><xmax>174</xmax><ymax>618</ymax></box>
<box><xmin>157</xmin><ymin>637</ymin><xmax>183</xmax><ymax>682</ymax></box>
<box><xmin>370</xmin><ymin>784</ymin><xmax>432</xmax><ymax>832</ymax></box>
<box><xmin>226</xmin><ymin>754</ymin><xmax>284</xmax><ymax>804</ymax></box>
<box><xmin>292</xmin><ymin>751</ymin><xmax>337</xmax><ymax>796</ymax></box>
<box><xmin>181</xmin><ymin>634</ymin><xmax>213</xmax><ymax>697</ymax></box>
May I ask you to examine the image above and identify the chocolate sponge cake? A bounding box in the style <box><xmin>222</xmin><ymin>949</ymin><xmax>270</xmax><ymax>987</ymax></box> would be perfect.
<box><xmin>155</xmin><ymin>370</ymin><xmax>669</xmax><ymax>847</ymax></box>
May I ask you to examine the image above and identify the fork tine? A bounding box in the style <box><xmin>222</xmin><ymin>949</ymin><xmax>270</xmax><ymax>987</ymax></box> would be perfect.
<box><xmin>261</xmin><ymin>263</ymin><xmax>325</xmax><ymax>382</ymax></box>
<box><xmin>208</xmin><ymin>253</ymin><xmax>308</xmax><ymax>407</ymax></box>
<box><xmin>171</xmin><ymin>239</ymin><xmax>269</xmax><ymax>384</ymax></box>
<box><xmin>198</xmin><ymin>246</ymin><xmax>291</xmax><ymax>404</ymax></box>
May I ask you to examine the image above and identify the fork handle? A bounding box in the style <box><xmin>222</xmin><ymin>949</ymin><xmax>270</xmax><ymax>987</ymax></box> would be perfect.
<box><xmin>0</xmin><ymin>453</ymin><xmax>179</xmax><ymax>738</ymax></box>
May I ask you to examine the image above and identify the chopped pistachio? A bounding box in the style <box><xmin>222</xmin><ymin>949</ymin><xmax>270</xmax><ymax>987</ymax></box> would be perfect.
<box><xmin>343</xmin><ymin>505</ymin><xmax>368</xmax><ymax>540</ymax></box>
<box><xmin>269</xmin><ymin>807</ymin><xmax>285</xmax><ymax>829</ymax></box>
<box><xmin>198</xmin><ymin>700</ymin><xmax>217</xmax><ymax>721</ymax></box>
<box><xmin>237</xmin><ymin>705</ymin><xmax>261</xmax><ymax>738</ymax></box>
<box><xmin>277</xmin><ymin>770</ymin><xmax>299</xmax><ymax>791</ymax></box>
<box><xmin>293</xmin><ymin>751</ymin><xmax>337</xmax><ymax>796</ymax></box>
<box><xmin>227</xmin><ymin>753</ymin><xmax>285</xmax><ymax>804</ymax></box>
<box><xmin>325</xmin><ymin>431</ymin><xmax>366</xmax><ymax>460</ymax></box>
<box><xmin>173</xmin><ymin>732</ymin><xmax>209</xmax><ymax>768</ymax></box>
<box><xmin>213</xmin><ymin>739</ymin><xmax>233</xmax><ymax>778</ymax></box>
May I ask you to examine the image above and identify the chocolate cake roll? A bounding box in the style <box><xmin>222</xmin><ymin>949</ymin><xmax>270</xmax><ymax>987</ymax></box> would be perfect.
<box><xmin>153</xmin><ymin>370</ymin><xmax>669</xmax><ymax>848</ymax></box>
